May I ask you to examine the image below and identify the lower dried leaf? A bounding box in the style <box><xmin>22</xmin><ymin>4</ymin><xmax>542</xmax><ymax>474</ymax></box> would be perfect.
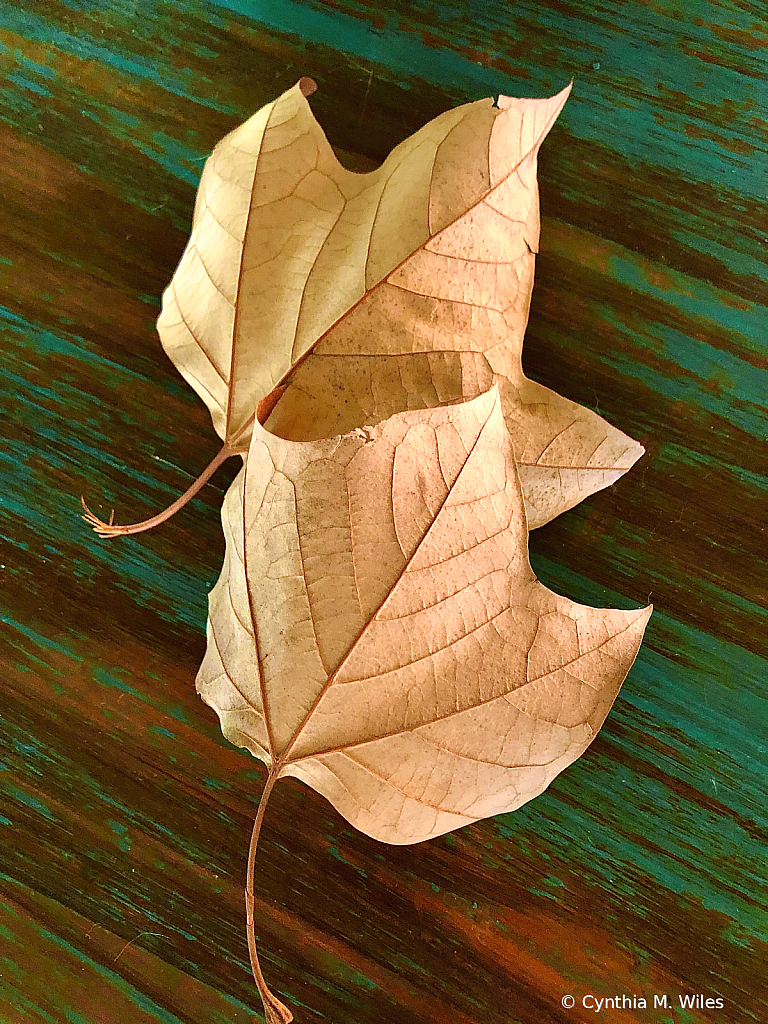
<box><xmin>197</xmin><ymin>388</ymin><xmax>650</xmax><ymax>1018</ymax></box>
<box><xmin>200</xmin><ymin>389</ymin><xmax>650</xmax><ymax>842</ymax></box>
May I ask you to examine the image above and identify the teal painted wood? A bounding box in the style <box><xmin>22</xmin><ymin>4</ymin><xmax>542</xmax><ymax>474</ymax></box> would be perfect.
<box><xmin>0</xmin><ymin>1</ymin><xmax>765</xmax><ymax>1022</ymax></box>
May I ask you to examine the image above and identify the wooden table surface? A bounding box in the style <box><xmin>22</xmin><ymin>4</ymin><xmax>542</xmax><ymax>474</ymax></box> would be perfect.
<box><xmin>0</xmin><ymin>2</ymin><xmax>765</xmax><ymax>1022</ymax></box>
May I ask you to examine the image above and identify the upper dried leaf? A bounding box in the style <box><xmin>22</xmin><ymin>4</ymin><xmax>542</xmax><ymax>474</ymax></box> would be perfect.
<box><xmin>159</xmin><ymin>80</ymin><xmax>643</xmax><ymax>527</ymax></box>
<box><xmin>198</xmin><ymin>389</ymin><xmax>650</xmax><ymax>844</ymax></box>
<box><xmin>157</xmin><ymin>77</ymin><xmax>497</xmax><ymax>444</ymax></box>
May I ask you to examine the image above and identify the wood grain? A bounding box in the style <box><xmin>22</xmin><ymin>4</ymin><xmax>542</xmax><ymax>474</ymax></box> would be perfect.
<box><xmin>0</xmin><ymin>1</ymin><xmax>765</xmax><ymax>1022</ymax></box>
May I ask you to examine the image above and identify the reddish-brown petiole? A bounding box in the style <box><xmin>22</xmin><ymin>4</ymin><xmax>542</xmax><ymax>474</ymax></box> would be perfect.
<box><xmin>245</xmin><ymin>765</ymin><xmax>293</xmax><ymax>1024</ymax></box>
<box><xmin>81</xmin><ymin>441</ymin><xmax>238</xmax><ymax>538</ymax></box>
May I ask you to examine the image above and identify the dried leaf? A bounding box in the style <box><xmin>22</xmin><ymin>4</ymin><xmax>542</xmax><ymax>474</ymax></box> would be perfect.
<box><xmin>198</xmin><ymin>388</ymin><xmax>650</xmax><ymax>1015</ymax></box>
<box><xmin>157</xmin><ymin>80</ymin><xmax>642</xmax><ymax>529</ymax></box>
<box><xmin>202</xmin><ymin>387</ymin><xmax>650</xmax><ymax>837</ymax></box>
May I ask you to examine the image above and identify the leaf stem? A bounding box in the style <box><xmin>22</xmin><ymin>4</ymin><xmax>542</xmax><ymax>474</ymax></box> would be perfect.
<box><xmin>81</xmin><ymin>442</ymin><xmax>236</xmax><ymax>538</ymax></box>
<box><xmin>245</xmin><ymin>765</ymin><xmax>293</xmax><ymax>1024</ymax></box>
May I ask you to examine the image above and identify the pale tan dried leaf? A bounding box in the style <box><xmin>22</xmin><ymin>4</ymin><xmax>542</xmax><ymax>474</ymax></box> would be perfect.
<box><xmin>199</xmin><ymin>388</ymin><xmax>651</xmax><ymax>845</ymax></box>
<box><xmin>263</xmin><ymin>85</ymin><xmax>644</xmax><ymax>527</ymax></box>
<box><xmin>157</xmin><ymin>77</ymin><xmax>497</xmax><ymax>445</ymax></box>
<box><xmin>159</xmin><ymin>80</ymin><xmax>642</xmax><ymax>526</ymax></box>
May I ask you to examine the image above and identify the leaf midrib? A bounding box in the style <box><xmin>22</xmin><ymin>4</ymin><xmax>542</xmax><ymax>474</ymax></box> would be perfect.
<box><xmin>268</xmin><ymin>395</ymin><xmax>499</xmax><ymax>768</ymax></box>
